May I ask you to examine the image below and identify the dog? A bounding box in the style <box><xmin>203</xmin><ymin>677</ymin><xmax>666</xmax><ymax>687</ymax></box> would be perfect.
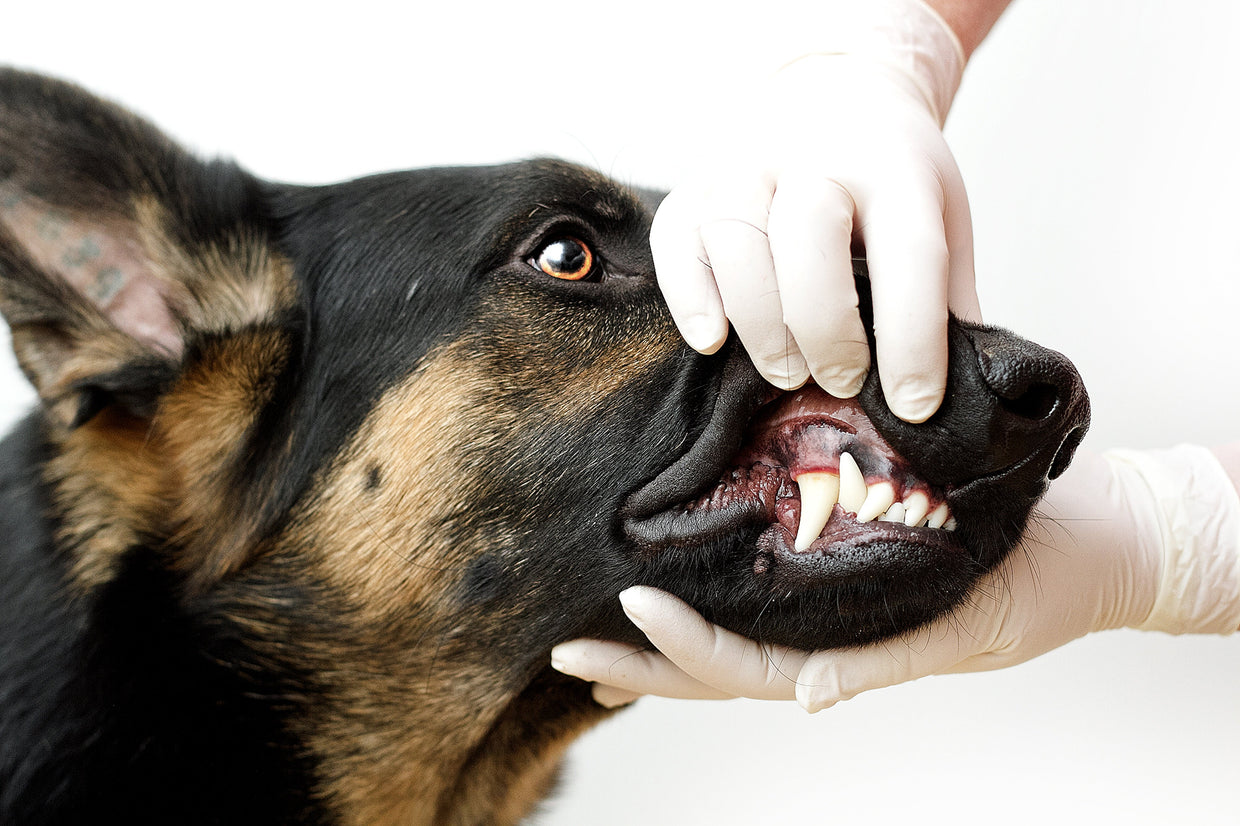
<box><xmin>0</xmin><ymin>69</ymin><xmax>1088</xmax><ymax>825</ymax></box>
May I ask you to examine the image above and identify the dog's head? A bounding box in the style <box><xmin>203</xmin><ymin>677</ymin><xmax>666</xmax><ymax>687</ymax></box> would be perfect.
<box><xmin>0</xmin><ymin>70</ymin><xmax>1087</xmax><ymax>822</ymax></box>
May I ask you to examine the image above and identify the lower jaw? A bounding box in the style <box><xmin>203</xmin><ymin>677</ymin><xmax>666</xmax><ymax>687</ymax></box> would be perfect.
<box><xmin>629</xmin><ymin>518</ymin><xmax>975</xmax><ymax>650</ymax></box>
<box><xmin>676</xmin><ymin>559</ymin><xmax>975</xmax><ymax>650</ymax></box>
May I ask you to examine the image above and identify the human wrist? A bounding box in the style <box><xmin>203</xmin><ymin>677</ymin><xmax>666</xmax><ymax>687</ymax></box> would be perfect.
<box><xmin>797</xmin><ymin>0</ymin><xmax>966</xmax><ymax>126</ymax></box>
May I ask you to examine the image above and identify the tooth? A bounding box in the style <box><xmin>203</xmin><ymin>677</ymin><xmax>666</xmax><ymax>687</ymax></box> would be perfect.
<box><xmin>856</xmin><ymin>481</ymin><xmax>896</xmax><ymax>523</ymax></box>
<box><xmin>944</xmin><ymin>516</ymin><xmax>958</xmax><ymax>532</ymax></box>
<box><xmin>927</xmin><ymin>502</ymin><xmax>951</xmax><ymax>529</ymax></box>
<box><xmin>794</xmin><ymin>471</ymin><xmax>840</xmax><ymax>551</ymax></box>
<box><xmin>880</xmin><ymin>501</ymin><xmax>906</xmax><ymax>523</ymax></box>
<box><xmin>902</xmin><ymin>491</ymin><xmax>930</xmax><ymax>527</ymax></box>
<box><xmin>838</xmin><ymin>452</ymin><xmax>867</xmax><ymax>514</ymax></box>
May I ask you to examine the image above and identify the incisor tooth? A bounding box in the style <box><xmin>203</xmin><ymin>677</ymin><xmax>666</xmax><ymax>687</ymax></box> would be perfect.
<box><xmin>880</xmin><ymin>501</ymin><xmax>906</xmax><ymax>523</ymax></box>
<box><xmin>838</xmin><ymin>452</ymin><xmax>867</xmax><ymax>514</ymax></box>
<box><xmin>856</xmin><ymin>481</ymin><xmax>896</xmax><ymax>523</ymax></box>
<box><xmin>794</xmin><ymin>471</ymin><xmax>840</xmax><ymax>551</ymax></box>
<box><xmin>903</xmin><ymin>491</ymin><xmax>930</xmax><ymax>527</ymax></box>
<box><xmin>927</xmin><ymin>502</ymin><xmax>951</xmax><ymax>529</ymax></box>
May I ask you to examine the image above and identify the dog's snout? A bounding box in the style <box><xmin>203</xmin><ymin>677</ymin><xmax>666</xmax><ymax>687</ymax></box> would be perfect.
<box><xmin>860</xmin><ymin>321</ymin><xmax>1089</xmax><ymax>488</ymax></box>
<box><xmin>965</xmin><ymin>326</ymin><xmax>1090</xmax><ymax>479</ymax></box>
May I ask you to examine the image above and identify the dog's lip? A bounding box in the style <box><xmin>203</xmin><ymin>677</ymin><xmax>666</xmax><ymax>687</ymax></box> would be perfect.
<box><xmin>621</xmin><ymin>350</ymin><xmax>769</xmax><ymax>522</ymax></box>
<box><xmin>753</xmin><ymin>516</ymin><xmax>963</xmax><ymax>581</ymax></box>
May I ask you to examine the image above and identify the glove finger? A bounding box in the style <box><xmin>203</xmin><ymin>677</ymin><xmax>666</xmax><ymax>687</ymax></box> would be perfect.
<box><xmin>767</xmin><ymin>174</ymin><xmax>870</xmax><ymax>398</ymax></box>
<box><xmin>698</xmin><ymin>188</ymin><xmax>810</xmax><ymax>390</ymax></box>
<box><xmin>650</xmin><ymin>187</ymin><xmax>729</xmax><ymax>354</ymax></box>
<box><xmin>860</xmin><ymin>179</ymin><xmax>951</xmax><ymax>423</ymax></box>
<box><xmin>942</xmin><ymin>161</ymin><xmax>981</xmax><ymax>324</ymax></box>
<box><xmin>619</xmin><ymin>586</ymin><xmax>807</xmax><ymax>701</ymax></box>
<box><xmin>551</xmin><ymin>638</ymin><xmax>737</xmax><ymax>700</ymax></box>
<box><xmin>794</xmin><ymin>624</ymin><xmax>975</xmax><ymax>712</ymax></box>
<box><xmin>591</xmin><ymin>684</ymin><xmax>645</xmax><ymax>709</ymax></box>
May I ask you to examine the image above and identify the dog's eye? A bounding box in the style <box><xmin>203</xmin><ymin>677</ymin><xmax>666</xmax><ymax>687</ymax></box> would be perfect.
<box><xmin>534</xmin><ymin>237</ymin><xmax>595</xmax><ymax>281</ymax></box>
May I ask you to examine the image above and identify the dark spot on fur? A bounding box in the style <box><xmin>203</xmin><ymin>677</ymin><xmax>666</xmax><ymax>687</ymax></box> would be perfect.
<box><xmin>365</xmin><ymin>464</ymin><xmax>382</xmax><ymax>493</ymax></box>
<box><xmin>459</xmin><ymin>554</ymin><xmax>509</xmax><ymax>607</ymax></box>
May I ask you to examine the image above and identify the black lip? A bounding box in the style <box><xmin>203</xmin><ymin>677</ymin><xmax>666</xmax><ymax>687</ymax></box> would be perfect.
<box><xmin>623</xmin><ymin>482</ymin><xmax>771</xmax><ymax>550</ymax></box>
<box><xmin>756</xmin><ymin>519</ymin><xmax>966</xmax><ymax>584</ymax></box>
<box><xmin>621</xmin><ymin>346</ymin><xmax>768</xmax><ymax>523</ymax></box>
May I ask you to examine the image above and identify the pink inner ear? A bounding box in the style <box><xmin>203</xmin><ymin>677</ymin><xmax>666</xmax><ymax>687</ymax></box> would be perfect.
<box><xmin>0</xmin><ymin>188</ymin><xmax>183</xmax><ymax>357</ymax></box>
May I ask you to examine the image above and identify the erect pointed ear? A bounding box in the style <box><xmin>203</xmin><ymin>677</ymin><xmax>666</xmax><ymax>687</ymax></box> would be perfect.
<box><xmin>0</xmin><ymin>68</ymin><xmax>297</xmax><ymax>429</ymax></box>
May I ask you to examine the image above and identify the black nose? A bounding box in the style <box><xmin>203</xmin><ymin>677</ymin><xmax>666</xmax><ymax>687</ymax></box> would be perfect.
<box><xmin>965</xmin><ymin>326</ymin><xmax>1090</xmax><ymax>480</ymax></box>
<box><xmin>860</xmin><ymin>321</ymin><xmax>1090</xmax><ymax>488</ymax></box>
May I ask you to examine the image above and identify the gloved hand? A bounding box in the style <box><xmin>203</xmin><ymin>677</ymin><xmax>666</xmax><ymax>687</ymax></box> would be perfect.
<box><xmin>551</xmin><ymin>446</ymin><xmax>1240</xmax><ymax>711</ymax></box>
<box><xmin>651</xmin><ymin>0</ymin><xmax>978</xmax><ymax>422</ymax></box>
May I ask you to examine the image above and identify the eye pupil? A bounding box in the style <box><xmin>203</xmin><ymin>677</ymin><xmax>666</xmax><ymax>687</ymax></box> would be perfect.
<box><xmin>537</xmin><ymin>238</ymin><xmax>594</xmax><ymax>280</ymax></box>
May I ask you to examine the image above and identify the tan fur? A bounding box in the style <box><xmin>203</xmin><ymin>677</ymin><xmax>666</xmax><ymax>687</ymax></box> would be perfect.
<box><xmin>159</xmin><ymin>328</ymin><xmax>293</xmax><ymax>590</ymax></box>
<box><xmin>45</xmin><ymin>408</ymin><xmax>168</xmax><ymax>591</ymax></box>
<box><xmin>275</xmin><ymin>348</ymin><xmax>520</xmax><ymax>825</ymax></box>
<box><xmin>469</xmin><ymin>280</ymin><xmax>684</xmax><ymax>422</ymax></box>
<box><xmin>132</xmin><ymin>198</ymin><xmax>298</xmax><ymax>340</ymax></box>
<box><xmin>268</xmin><ymin>334</ymin><xmax>632</xmax><ymax>825</ymax></box>
<box><xmin>30</xmin><ymin>195</ymin><xmax>300</xmax><ymax>595</ymax></box>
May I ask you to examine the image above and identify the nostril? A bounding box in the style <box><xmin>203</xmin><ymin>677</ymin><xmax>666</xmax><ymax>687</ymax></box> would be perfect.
<box><xmin>998</xmin><ymin>381</ymin><xmax>1059</xmax><ymax>422</ymax></box>
<box><xmin>972</xmin><ymin>339</ymin><xmax>1069</xmax><ymax>425</ymax></box>
<box><xmin>1048</xmin><ymin>424</ymin><xmax>1087</xmax><ymax>480</ymax></box>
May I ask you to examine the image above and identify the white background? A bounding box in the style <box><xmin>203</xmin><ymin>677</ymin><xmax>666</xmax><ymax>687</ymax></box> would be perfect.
<box><xmin>3</xmin><ymin>2</ymin><xmax>1239</xmax><ymax>823</ymax></box>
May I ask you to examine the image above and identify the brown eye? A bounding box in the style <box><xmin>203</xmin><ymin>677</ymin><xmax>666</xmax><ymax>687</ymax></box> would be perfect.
<box><xmin>535</xmin><ymin>237</ymin><xmax>594</xmax><ymax>281</ymax></box>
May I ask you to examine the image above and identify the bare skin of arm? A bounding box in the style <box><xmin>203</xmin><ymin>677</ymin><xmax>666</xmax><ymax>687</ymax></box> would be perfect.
<box><xmin>925</xmin><ymin>0</ymin><xmax>1015</xmax><ymax>57</ymax></box>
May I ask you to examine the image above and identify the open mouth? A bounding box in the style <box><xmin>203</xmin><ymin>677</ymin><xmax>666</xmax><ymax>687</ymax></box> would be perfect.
<box><xmin>624</xmin><ymin>382</ymin><xmax>965</xmax><ymax>577</ymax></box>
<box><xmin>618</xmin><ymin>314</ymin><xmax>1087</xmax><ymax>647</ymax></box>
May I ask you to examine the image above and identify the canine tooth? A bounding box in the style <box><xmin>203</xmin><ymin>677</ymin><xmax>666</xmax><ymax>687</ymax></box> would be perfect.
<box><xmin>794</xmin><ymin>471</ymin><xmax>840</xmax><ymax>551</ymax></box>
<box><xmin>927</xmin><ymin>502</ymin><xmax>951</xmax><ymax>530</ymax></box>
<box><xmin>944</xmin><ymin>516</ymin><xmax>958</xmax><ymax>532</ymax></box>
<box><xmin>855</xmin><ymin>481</ymin><xmax>896</xmax><ymax>523</ymax></box>
<box><xmin>902</xmin><ymin>491</ymin><xmax>930</xmax><ymax>527</ymax></box>
<box><xmin>880</xmin><ymin>501</ymin><xmax>906</xmax><ymax>523</ymax></box>
<box><xmin>838</xmin><ymin>452</ymin><xmax>867</xmax><ymax>514</ymax></box>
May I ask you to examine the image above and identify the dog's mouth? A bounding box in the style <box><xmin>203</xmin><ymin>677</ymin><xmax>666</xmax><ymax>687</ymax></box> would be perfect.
<box><xmin>615</xmin><ymin>305</ymin><xmax>1086</xmax><ymax>648</ymax></box>
<box><xmin>623</xmin><ymin>383</ymin><xmax>964</xmax><ymax>579</ymax></box>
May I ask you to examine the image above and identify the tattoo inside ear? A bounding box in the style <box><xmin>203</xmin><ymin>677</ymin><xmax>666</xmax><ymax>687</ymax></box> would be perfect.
<box><xmin>0</xmin><ymin>185</ymin><xmax>180</xmax><ymax>355</ymax></box>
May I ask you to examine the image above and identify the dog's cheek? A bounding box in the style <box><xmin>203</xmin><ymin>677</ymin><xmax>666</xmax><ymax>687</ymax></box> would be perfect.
<box><xmin>469</xmin><ymin>280</ymin><xmax>685</xmax><ymax>415</ymax></box>
<box><xmin>240</xmin><ymin>292</ymin><xmax>689</xmax><ymax>822</ymax></box>
<box><xmin>264</xmin><ymin>349</ymin><xmax>542</xmax><ymax>823</ymax></box>
<box><xmin>281</xmin><ymin>351</ymin><xmax>485</xmax><ymax>630</ymax></box>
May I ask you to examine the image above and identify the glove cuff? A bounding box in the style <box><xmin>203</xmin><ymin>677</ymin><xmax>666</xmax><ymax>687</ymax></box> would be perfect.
<box><xmin>806</xmin><ymin>0</ymin><xmax>967</xmax><ymax>126</ymax></box>
<box><xmin>1110</xmin><ymin>445</ymin><xmax>1240</xmax><ymax>635</ymax></box>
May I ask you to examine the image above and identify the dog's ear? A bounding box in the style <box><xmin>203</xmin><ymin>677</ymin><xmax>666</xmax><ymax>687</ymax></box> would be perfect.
<box><xmin>0</xmin><ymin>68</ymin><xmax>295</xmax><ymax>429</ymax></box>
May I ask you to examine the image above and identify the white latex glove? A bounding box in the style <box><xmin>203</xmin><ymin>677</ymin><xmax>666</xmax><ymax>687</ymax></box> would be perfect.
<box><xmin>651</xmin><ymin>0</ymin><xmax>978</xmax><ymax>422</ymax></box>
<box><xmin>551</xmin><ymin>446</ymin><xmax>1240</xmax><ymax>711</ymax></box>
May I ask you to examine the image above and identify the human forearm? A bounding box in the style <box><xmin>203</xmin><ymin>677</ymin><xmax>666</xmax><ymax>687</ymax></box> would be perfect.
<box><xmin>923</xmin><ymin>0</ymin><xmax>1015</xmax><ymax>57</ymax></box>
<box><xmin>1210</xmin><ymin>442</ymin><xmax>1240</xmax><ymax>496</ymax></box>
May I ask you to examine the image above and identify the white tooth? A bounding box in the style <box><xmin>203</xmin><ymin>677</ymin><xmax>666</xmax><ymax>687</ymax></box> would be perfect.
<box><xmin>944</xmin><ymin>516</ymin><xmax>958</xmax><ymax>532</ymax></box>
<box><xmin>880</xmin><ymin>501</ymin><xmax>906</xmax><ymax>523</ymax></box>
<box><xmin>927</xmin><ymin>502</ymin><xmax>951</xmax><ymax>529</ymax></box>
<box><xmin>838</xmin><ymin>452</ymin><xmax>867</xmax><ymax>514</ymax></box>
<box><xmin>794</xmin><ymin>471</ymin><xmax>840</xmax><ymax>551</ymax></box>
<box><xmin>856</xmin><ymin>481</ymin><xmax>896</xmax><ymax>523</ymax></box>
<box><xmin>903</xmin><ymin>491</ymin><xmax>930</xmax><ymax>527</ymax></box>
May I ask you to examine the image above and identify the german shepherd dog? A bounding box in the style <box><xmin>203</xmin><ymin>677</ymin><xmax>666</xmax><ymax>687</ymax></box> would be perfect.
<box><xmin>0</xmin><ymin>69</ymin><xmax>1088</xmax><ymax>825</ymax></box>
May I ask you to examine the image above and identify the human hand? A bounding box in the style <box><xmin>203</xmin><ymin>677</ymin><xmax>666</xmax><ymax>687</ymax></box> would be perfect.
<box><xmin>551</xmin><ymin>447</ymin><xmax>1240</xmax><ymax>710</ymax></box>
<box><xmin>651</xmin><ymin>0</ymin><xmax>978</xmax><ymax>422</ymax></box>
